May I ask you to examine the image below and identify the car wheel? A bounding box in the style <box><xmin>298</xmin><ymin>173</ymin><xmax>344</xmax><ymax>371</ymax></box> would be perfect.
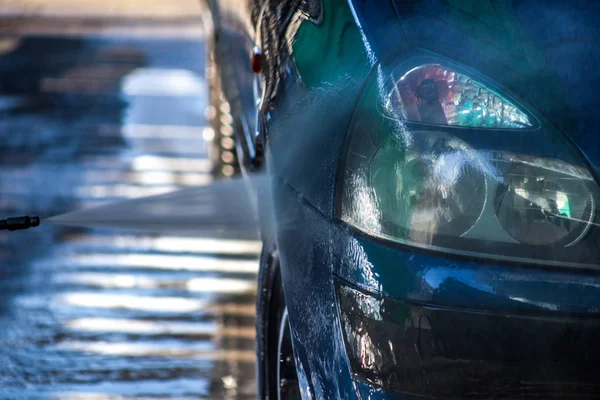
<box><xmin>205</xmin><ymin>36</ymin><xmax>240</xmax><ymax>179</ymax></box>
<box><xmin>257</xmin><ymin>241</ymin><xmax>301</xmax><ymax>400</ymax></box>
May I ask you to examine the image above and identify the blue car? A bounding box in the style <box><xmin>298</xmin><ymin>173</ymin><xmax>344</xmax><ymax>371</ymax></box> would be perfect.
<box><xmin>207</xmin><ymin>0</ymin><xmax>600</xmax><ymax>398</ymax></box>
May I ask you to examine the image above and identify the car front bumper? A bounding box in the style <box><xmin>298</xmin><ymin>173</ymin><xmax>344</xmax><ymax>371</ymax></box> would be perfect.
<box><xmin>333</xmin><ymin>234</ymin><xmax>600</xmax><ymax>399</ymax></box>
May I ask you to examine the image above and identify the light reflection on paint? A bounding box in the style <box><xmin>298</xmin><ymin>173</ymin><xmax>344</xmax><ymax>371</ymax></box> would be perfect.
<box><xmin>509</xmin><ymin>296</ymin><xmax>560</xmax><ymax>311</ymax></box>
<box><xmin>422</xmin><ymin>267</ymin><xmax>494</xmax><ymax>294</ymax></box>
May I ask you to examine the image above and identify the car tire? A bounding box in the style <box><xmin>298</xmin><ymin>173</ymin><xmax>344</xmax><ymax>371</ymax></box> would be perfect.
<box><xmin>257</xmin><ymin>238</ymin><xmax>301</xmax><ymax>400</ymax></box>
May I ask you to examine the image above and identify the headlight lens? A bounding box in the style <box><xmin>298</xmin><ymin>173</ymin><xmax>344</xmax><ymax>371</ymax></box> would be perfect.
<box><xmin>338</xmin><ymin>61</ymin><xmax>600</xmax><ymax>267</ymax></box>
<box><xmin>494</xmin><ymin>156</ymin><xmax>595</xmax><ymax>246</ymax></box>
<box><xmin>389</xmin><ymin>64</ymin><xmax>532</xmax><ymax>128</ymax></box>
<box><xmin>369</xmin><ymin>131</ymin><xmax>487</xmax><ymax>242</ymax></box>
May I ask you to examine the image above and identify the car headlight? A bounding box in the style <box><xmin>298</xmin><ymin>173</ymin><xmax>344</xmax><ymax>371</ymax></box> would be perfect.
<box><xmin>338</xmin><ymin>61</ymin><xmax>600</xmax><ymax>267</ymax></box>
<box><xmin>389</xmin><ymin>64</ymin><xmax>532</xmax><ymax>129</ymax></box>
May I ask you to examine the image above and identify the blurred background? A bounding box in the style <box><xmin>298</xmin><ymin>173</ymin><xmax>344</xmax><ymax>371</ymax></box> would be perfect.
<box><xmin>0</xmin><ymin>1</ymin><xmax>258</xmax><ymax>399</ymax></box>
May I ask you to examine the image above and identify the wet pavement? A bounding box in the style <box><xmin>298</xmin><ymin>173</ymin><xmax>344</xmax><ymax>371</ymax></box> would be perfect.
<box><xmin>0</xmin><ymin>29</ymin><xmax>258</xmax><ymax>399</ymax></box>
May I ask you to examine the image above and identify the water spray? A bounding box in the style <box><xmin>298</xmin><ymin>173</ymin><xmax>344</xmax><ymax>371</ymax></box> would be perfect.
<box><xmin>43</xmin><ymin>175</ymin><xmax>271</xmax><ymax>239</ymax></box>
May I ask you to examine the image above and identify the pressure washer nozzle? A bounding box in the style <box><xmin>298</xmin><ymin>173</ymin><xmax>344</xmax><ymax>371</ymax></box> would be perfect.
<box><xmin>0</xmin><ymin>216</ymin><xmax>40</xmax><ymax>231</ymax></box>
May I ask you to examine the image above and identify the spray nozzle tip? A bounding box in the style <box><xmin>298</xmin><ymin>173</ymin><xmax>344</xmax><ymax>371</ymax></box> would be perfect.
<box><xmin>0</xmin><ymin>215</ymin><xmax>41</xmax><ymax>231</ymax></box>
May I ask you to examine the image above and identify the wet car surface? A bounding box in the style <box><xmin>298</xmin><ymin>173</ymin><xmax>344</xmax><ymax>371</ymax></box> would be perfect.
<box><xmin>0</xmin><ymin>29</ymin><xmax>257</xmax><ymax>399</ymax></box>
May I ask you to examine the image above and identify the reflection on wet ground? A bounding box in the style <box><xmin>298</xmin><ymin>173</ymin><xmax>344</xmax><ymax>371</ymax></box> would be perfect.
<box><xmin>0</xmin><ymin>29</ymin><xmax>257</xmax><ymax>399</ymax></box>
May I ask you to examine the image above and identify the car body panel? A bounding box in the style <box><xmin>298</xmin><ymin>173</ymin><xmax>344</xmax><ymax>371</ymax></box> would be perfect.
<box><xmin>266</xmin><ymin>0</ymin><xmax>372</xmax><ymax>216</ymax></box>
<box><xmin>209</xmin><ymin>0</ymin><xmax>600</xmax><ymax>398</ymax></box>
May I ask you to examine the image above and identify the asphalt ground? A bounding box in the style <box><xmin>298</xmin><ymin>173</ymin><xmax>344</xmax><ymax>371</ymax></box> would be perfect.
<box><xmin>0</xmin><ymin>19</ymin><xmax>258</xmax><ymax>400</ymax></box>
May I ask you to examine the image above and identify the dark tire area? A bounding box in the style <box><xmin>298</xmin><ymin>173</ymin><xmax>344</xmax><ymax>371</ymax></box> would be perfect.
<box><xmin>256</xmin><ymin>236</ymin><xmax>301</xmax><ymax>400</ymax></box>
<box><xmin>257</xmin><ymin>237</ymin><xmax>284</xmax><ymax>399</ymax></box>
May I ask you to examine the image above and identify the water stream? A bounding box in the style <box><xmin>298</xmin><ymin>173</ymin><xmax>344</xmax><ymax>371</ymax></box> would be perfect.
<box><xmin>45</xmin><ymin>175</ymin><xmax>269</xmax><ymax>240</ymax></box>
